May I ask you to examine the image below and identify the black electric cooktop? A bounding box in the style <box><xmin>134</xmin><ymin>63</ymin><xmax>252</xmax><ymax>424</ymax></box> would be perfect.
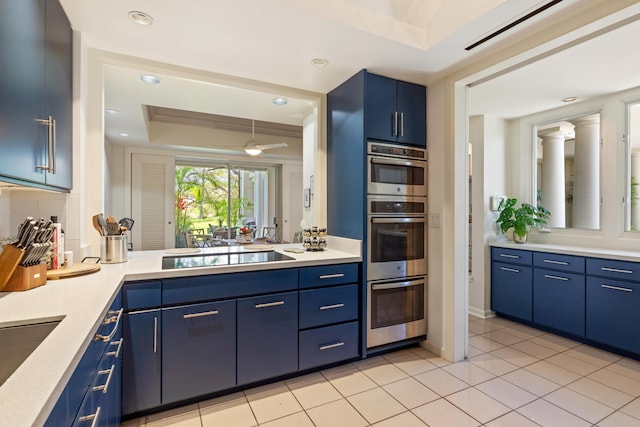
<box><xmin>162</xmin><ymin>251</ymin><xmax>294</xmax><ymax>270</ymax></box>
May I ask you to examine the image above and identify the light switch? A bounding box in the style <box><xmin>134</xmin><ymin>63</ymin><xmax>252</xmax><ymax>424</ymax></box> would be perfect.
<box><xmin>489</xmin><ymin>196</ymin><xmax>505</xmax><ymax>211</ymax></box>
<box><xmin>429</xmin><ymin>213</ymin><xmax>441</xmax><ymax>228</ymax></box>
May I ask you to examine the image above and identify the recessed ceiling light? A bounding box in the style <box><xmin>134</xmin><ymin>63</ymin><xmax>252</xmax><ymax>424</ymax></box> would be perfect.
<box><xmin>139</xmin><ymin>74</ymin><xmax>161</xmax><ymax>84</ymax></box>
<box><xmin>562</xmin><ymin>96</ymin><xmax>578</xmax><ymax>103</ymax></box>
<box><xmin>119</xmin><ymin>132</ymin><xmax>130</xmax><ymax>137</ymax></box>
<box><xmin>104</xmin><ymin>109</ymin><xmax>120</xmax><ymax>115</ymax></box>
<box><xmin>272</xmin><ymin>97</ymin><xmax>288</xmax><ymax>105</ymax></box>
<box><xmin>129</xmin><ymin>11</ymin><xmax>154</xmax><ymax>26</ymax></box>
<box><xmin>311</xmin><ymin>58</ymin><xmax>329</xmax><ymax>68</ymax></box>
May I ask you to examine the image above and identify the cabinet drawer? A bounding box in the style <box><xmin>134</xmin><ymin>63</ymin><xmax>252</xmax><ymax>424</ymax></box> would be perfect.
<box><xmin>491</xmin><ymin>261</ymin><xmax>533</xmax><ymax>321</ymax></box>
<box><xmin>533</xmin><ymin>252</ymin><xmax>584</xmax><ymax>274</ymax></box>
<box><xmin>299</xmin><ymin>263</ymin><xmax>359</xmax><ymax>289</ymax></box>
<box><xmin>299</xmin><ymin>322</ymin><xmax>359</xmax><ymax>371</ymax></box>
<box><xmin>586</xmin><ymin>276</ymin><xmax>640</xmax><ymax>354</ymax></box>
<box><xmin>163</xmin><ymin>269</ymin><xmax>298</xmax><ymax>305</ymax></box>
<box><xmin>587</xmin><ymin>258</ymin><xmax>640</xmax><ymax>282</ymax></box>
<box><xmin>533</xmin><ymin>269</ymin><xmax>585</xmax><ymax>336</ymax></box>
<box><xmin>491</xmin><ymin>247</ymin><xmax>532</xmax><ymax>266</ymax></box>
<box><xmin>299</xmin><ymin>284</ymin><xmax>358</xmax><ymax>329</ymax></box>
<box><xmin>123</xmin><ymin>280</ymin><xmax>161</xmax><ymax>310</ymax></box>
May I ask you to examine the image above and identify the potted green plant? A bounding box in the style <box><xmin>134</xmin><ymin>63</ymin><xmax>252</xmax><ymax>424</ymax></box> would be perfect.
<box><xmin>496</xmin><ymin>198</ymin><xmax>550</xmax><ymax>243</ymax></box>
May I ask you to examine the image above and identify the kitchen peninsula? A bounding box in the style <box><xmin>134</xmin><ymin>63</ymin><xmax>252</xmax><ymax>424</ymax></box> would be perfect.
<box><xmin>0</xmin><ymin>237</ymin><xmax>361</xmax><ymax>427</ymax></box>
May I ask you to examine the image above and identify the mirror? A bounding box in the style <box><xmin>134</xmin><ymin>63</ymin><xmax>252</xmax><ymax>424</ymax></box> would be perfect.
<box><xmin>626</xmin><ymin>101</ymin><xmax>640</xmax><ymax>231</ymax></box>
<box><xmin>535</xmin><ymin>113</ymin><xmax>601</xmax><ymax>230</ymax></box>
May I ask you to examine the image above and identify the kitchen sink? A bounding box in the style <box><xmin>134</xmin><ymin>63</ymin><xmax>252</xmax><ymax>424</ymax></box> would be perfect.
<box><xmin>0</xmin><ymin>319</ymin><xmax>61</xmax><ymax>386</ymax></box>
<box><xmin>162</xmin><ymin>250</ymin><xmax>294</xmax><ymax>269</ymax></box>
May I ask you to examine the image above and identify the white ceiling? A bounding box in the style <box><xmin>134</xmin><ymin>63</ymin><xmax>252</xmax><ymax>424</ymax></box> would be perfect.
<box><xmin>58</xmin><ymin>0</ymin><xmax>640</xmax><ymax>151</ymax></box>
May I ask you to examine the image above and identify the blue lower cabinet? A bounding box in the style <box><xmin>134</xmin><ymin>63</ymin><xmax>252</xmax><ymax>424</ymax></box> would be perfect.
<box><xmin>586</xmin><ymin>277</ymin><xmax>640</xmax><ymax>354</ymax></box>
<box><xmin>533</xmin><ymin>269</ymin><xmax>585</xmax><ymax>337</ymax></box>
<box><xmin>491</xmin><ymin>261</ymin><xmax>533</xmax><ymax>321</ymax></box>
<box><xmin>299</xmin><ymin>284</ymin><xmax>358</xmax><ymax>329</ymax></box>
<box><xmin>237</xmin><ymin>291</ymin><xmax>298</xmax><ymax>385</ymax></box>
<box><xmin>122</xmin><ymin>310</ymin><xmax>161</xmax><ymax>415</ymax></box>
<box><xmin>299</xmin><ymin>322</ymin><xmax>359</xmax><ymax>370</ymax></box>
<box><xmin>162</xmin><ymin>300</ymin><xmax>236</xmax><ymax>404</ymax></box>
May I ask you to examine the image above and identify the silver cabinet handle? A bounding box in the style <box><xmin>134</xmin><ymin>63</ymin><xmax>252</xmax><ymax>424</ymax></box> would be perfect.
<box><xmin>92</xmin><ymin>365</ymin><xmax>114</xmax><ymax>394</ymax></box>
<box><xmin>499</xmin><ymin>254</ymin><xmax>519</xmax><ymax>259</ymax></box>
<box><xmin>78</xmin><ymin>406</ymin><xmax>101</xmax><ymax>427</ymax></box>
<box><xmin>393</xmin><ymin>111</ymin><xmax>398</xmax><ymax>136</ymax></box>
<box><xmin>500</xmin><ymin>267</ymin><xmax>520</xmax><ymax>273</ymax></box>
<box><xmin>153</xmin><ymin>316</ymin><xmax>158</xmax><ymax>354</ymax></box>
<box><xmin>95</xmin><ymin>308</ymin><xmax>123</xmax><ymax>342</ymax></box>
<box><xmin>255</xmin><ymin>301</ymin><xmax>285</xmax><ymax>309</ymax></box>
<box><xmin>543</xmin><ymin>259</ymin><xmax>569</xmax><ymax>265</ymax></box>
<box><xmin>106</xmin><ymin>338</ymin><xmax>123</xmax><ymax>358</ymax></box>
<box><xmin>35</xmin><ymin>116</ymin><xmax>55</xmax><ymax>173</ymax></box>
<box><xmin>601</xmin><ymin>284</ymin><xmax>633</xmax><ymax>293</ymax></box>
<box><xmin>319</xmin><ymin>273</ymin><xmax>345</xmax><ymax>279</ymax></box>
<box><xmin>183</xmin><ymin>310</ymin><xmax>219</xmax><ymax>319</ymax></box>
<box><xmin>370</xmin><ymin>157</ymin><xmax>425</xmax><ymax>169</ymax></box>
<box><xmin>51</xmin><ymin>118</ymin><xmax>57</xmax><ymax>174</ymax></box>
<box><xmin>320</xmin><ymin>303</ymin><xmax>345</xmax><ymax>310</ymax></box>
<box><xmin>544</xmin><ymin>274</ymin><xmax>569</xmax><ymax>281</ymax></box>
<box><xmin>320</xmin><ymin>341</ymin><xmax>345</xmax><ymax>351</ymax></box>
<box><xmin>601</xmin><ymin>267</ymin><xmax>633</xmax><ymax>274</ymax></box>
<box><xmin>400</xmin><ymin>112</ymin><xmax>404</xmax><ymax>137</ymax></box>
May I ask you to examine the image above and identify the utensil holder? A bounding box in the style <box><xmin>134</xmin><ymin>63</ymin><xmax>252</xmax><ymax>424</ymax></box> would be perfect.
<box><xmin>0</xmin><ymin>244</ymin><xmax>25</xmax><ymax>291</ymax></box>
<box><xmin>101</xmin><ymin>235</ymin><xmax>128</xmax><ymax>264</ymax></box>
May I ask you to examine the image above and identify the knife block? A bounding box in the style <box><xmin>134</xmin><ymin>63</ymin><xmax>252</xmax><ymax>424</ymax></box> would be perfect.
<box><xmin>0</xmin><ymin>244</ymin><xmax>25</xmax><ymax>291</ymax></box>
<box><xmin>3</xmin><ymin>263</ymin><xmax>48</xmax><ymax>291</ymax></box>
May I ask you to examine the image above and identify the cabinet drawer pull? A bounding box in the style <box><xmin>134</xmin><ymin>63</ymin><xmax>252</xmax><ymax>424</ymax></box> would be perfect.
<box><xmin>92</xmin><ymin>365</ymin><xmax>114</xmax><ymax>394</ymax></box>
<box><xmin>601</xmin><ymin>267</ymin><xmax>633</xmax><ymax>274</ymax></box>
<box><xmin>106</xmin><ymin>338</ymin><xmax>123</xmax><ymax>358</ymax></box>
<box><xmin>500</xmin><ymin>267</ymin><xmax>520</xmax><ymax>273</ymax></box>
<box><xmin>35</xmin><ymin>116</ymin><xmax>56</xmax><ymax>174</ymax></box>
<box><xmin>95</xmin><ymin>308</ymin><xmax>123</xmax><ymax>342</ymax></box>
<box><xmin>319</xmin><ymin>273</ymin><xmax>345</xmax><ymax>279</ymax></box>
<box><xmin>394</xmin><ymin>111</ymin><xmax>398</xmax><ymax>136</ymax></box>
<box><xmin>153</xmin><ymin>316</ymin><xmax>158</xmax><ymax>354</ymax></box>
<box><xmin>255</xmin><ymin>301</ymin><xmax>285</xmax><ymax>309</ymax></box>
<box><xmin>399</xmin><ymin>112</ymin><xmax>404</xmax><ymax>137</ymax></box>
<box><xmin>183</xmin><ymin>310</ymin><xmax>219</xmax><ymax>319</ymax></box>
<box><xmin>543</xmin><ymin>259</ymin><xmax>569</xmax><ymax>265</ymax></box>
<box><xmin>499</xmin><ymin>254</ymin><xmax>519</xmax><ymax>259</ymax></box>
<box><xmin>78</xmin><ymin>406</ymin><xmax>101</xmax><ymax>427</ymax></box>
<box><xmin>320</xmin><ymin>341</ymin><xmax>345</xmax><ymax>351</ymax></box>
<box><xmin>544</xmin><ymin>274</ymin><xmax>569</xmax><ymax>281</ymax></box>
<box><xmin>601</xmin><ymin>284</ymin><xmax>633</xmax><ymax>293</ymax></box>
<box><xmin>320</xmin><ymin>303</ymin><xmax>345</xmax><ymax>310</ymax></box>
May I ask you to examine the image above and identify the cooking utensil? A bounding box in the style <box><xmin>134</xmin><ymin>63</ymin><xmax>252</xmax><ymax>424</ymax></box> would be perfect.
<box><xmin>97</xmin><ymin>214</ymin><xmax>107</xmax><ymax>236</ymax></box>
<box><xmin>119</xmin><ymin>217</ymin><xmax>134</xmax><ymax>231</ymax></box>
<box><xmin>92</xmin><ymin>214</ymin><xmax>103</xmax><ymax>236</ymax></box>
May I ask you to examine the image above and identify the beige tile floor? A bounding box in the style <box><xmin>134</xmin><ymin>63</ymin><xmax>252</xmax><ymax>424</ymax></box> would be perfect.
<box><xmin>121</xmin><ymin>316</ymin><xmax>640</xmax><ymax>427</ymax></box>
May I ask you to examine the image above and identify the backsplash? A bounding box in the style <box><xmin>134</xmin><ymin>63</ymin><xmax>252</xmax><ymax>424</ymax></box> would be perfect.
<box><xmin>0</xmin><ymin>188</ymin><xmax>67</xmax><ymax>240</ymax></box>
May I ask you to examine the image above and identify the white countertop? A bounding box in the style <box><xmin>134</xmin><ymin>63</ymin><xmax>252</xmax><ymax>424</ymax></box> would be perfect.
<box><xmin>0</xmin><ymin>237</ymin><xmax>361</xmax><ymax>427</ymax></box>
<box><xmin>490</xmin><ymin>240</ymin><xmax>640</xmax><ymax>262</ymax></box>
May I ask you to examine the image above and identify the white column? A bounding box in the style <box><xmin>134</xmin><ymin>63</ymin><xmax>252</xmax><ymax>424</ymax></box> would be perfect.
<box><xmin>538</xmin><ymin>124</ymin><xmax>573</xmax><ymax>228</ymax></box>
<box><xmin>571</xmin><ymin>115</ymin><xmax>600</xmax><ymax>229</ymax></box>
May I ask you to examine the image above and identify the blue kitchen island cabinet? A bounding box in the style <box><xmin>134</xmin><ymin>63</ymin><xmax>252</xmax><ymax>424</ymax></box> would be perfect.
<box><xmin>122</xmin><ymin>309</ymin><xmax>161</xmax><ymax>415</ymax></box>
<box><xmin>490</xmin><ymin>248</ymin><xmax>533</xmax><ymax>321</ymax></box>
<box><xmin>0</xmin><ymin>0</ymin><xmax>72</xmax><ymax>190</ymax></box>
<box><xmin>237</xmin><ymin>291</ymin><xmax>299</xmax><ymax>385</ymax></box>
<box><xmin>366</xmin><ymin>73</ymin><xmax>426</xmax><ymax>147</ymax></box>
<box><xmin>162</xmin><ymin>300</ymin><xmax>236</xmax><ymax>404</ymax></box>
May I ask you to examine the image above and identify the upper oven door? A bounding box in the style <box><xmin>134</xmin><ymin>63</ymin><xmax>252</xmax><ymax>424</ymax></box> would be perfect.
<box><xmin>367</xmin><ymin>156</ymin><xmax>427</xmax><ymax>196</ymax></box>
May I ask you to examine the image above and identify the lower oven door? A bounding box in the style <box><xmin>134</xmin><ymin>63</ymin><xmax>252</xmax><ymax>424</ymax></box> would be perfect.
<box><xmin>367</xmin><ymin>216</ymin><xmax>427</xmax><ymax>281</ymax></box>
<box><xmin>367</xmin><ymin>276</ymin><xmax>427</xmax><ymax>348</ymax></box>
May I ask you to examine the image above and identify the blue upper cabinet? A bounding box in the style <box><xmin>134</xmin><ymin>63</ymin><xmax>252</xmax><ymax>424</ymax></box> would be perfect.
<box><xmin>366</xmin><ymin>73</ymin><xmax>426</xmax><ymax>147</ymax></box>
<box><xmin>0</xmin><ymin>0</ymin><xmax>72</xmax><ymax>191</ymax></box>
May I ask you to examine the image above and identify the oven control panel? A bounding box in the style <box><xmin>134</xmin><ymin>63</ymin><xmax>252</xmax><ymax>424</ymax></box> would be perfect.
<box><xmin>368</xmin><ymin>142</ymin><xmax>426</xmax><ymax>160</ymax></box>
<box><xmin>369</xmin><ymin>200</ymin><xmax>425</xmax><ymax>214</ymax></box>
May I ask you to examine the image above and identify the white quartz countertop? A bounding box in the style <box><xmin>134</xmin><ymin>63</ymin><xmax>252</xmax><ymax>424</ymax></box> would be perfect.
<box><xmin>0</xmin><ymin>237</ymin><xmax>361</xmax><ymax>427</ymax></box>
<box><xmin>490</xmin><ymin>240</ymin><xmax>640</xmax><ymax>262</ymax></box>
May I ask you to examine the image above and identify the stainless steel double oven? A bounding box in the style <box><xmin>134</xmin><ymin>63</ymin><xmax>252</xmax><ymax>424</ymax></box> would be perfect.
<box><xmin>366</xmin><ymin>142</ymin><xmax>428</xmax><ymax>348</ymax></box>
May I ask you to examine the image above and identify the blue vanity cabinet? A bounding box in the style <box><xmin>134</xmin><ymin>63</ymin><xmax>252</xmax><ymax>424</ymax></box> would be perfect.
<box><xmin>586</xmin><ymin>258</ymin><xmax>640</xmax><ymax>354</ymax></box>
<box><xmin>162</xmin><ymin>300</ymin><xmax>236</xmax><ymax>404</ymax></box>
<box><xmin>366</xmin><ymin>73</ymin><xmax>426</xmax><ymax>147</ymax></box>
<box><xmin>533</xmin><ymin>268</ymin><xmax>585</xmax><ymax>337</ymax></box>
<box><xmin>491</xmin><ymin>248</ymin><xmax>533</xmax><ymax>321</ymax></box>
<box><xmin>121</xmin><ymin>281</ymin><xmax>162</xmax><ymax>416</ymax></box>
<box><xmin>237</xmin><ymin>291</ymin><xmax>299</xmax><ymax>385</ymax></box>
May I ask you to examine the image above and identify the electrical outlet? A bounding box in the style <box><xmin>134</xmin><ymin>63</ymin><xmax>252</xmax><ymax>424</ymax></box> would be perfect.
<box><xmin>490</xmin><ymin>196</ymin><xmax>505</xmax><ymax>211</ymax></box>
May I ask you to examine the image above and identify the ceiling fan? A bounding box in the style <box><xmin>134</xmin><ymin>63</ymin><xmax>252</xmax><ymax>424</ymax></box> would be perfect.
<box><xmin>244</xmin><ymin>120</ymin><xmax>288</xmax><ymax>156</ymax></box>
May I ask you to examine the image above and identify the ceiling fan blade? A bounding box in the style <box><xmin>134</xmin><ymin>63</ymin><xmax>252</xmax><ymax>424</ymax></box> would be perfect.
<box><xmin>255</xmin><ymin>142</ymin><xmax>288</xmax><ymax>150</ymax></box>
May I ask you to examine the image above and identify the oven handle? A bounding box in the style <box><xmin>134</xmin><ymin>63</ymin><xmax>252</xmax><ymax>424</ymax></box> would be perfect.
<box><xmin>371</xmin><ymin>217</ymin><xmax>425</xmax><ymax>224</ymax></box>
<box><xmin>372</xmin><ymin>279</ymin><xmax>424</xmax><ymax>290</ymax></box>
<box><xmin>370</xmin><ymin>157</ymin><xmax>425</xmax><ymax>169</ymax></box>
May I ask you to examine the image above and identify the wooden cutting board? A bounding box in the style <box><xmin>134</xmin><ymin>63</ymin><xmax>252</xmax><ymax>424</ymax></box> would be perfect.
<box><xmin>46</xmin><ymin>263</ymin><xmax>101</xmax><ymax>280</ymax></box>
